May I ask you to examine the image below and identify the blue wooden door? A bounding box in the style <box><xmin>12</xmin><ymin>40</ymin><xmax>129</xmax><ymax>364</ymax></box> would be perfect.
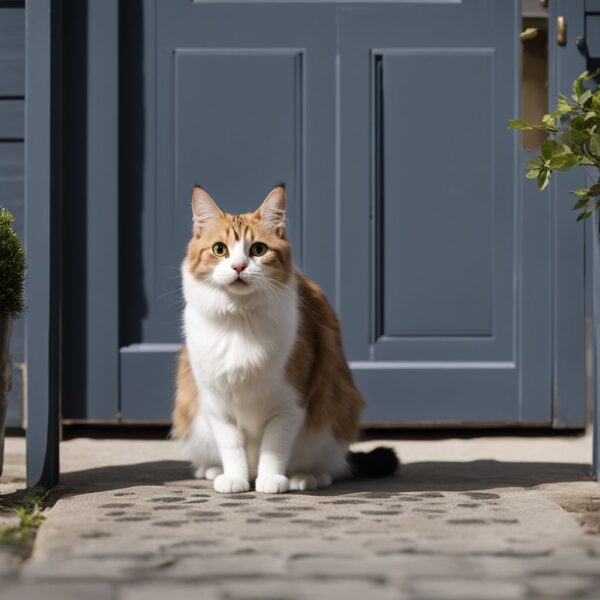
<box><xmin>63</xmin><ymin>0</ymin><xmax>585</xmax><ymax>426</ymax></box>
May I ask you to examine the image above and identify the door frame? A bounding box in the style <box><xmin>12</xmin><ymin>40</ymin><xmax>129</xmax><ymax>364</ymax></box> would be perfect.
<box><xmin>548</xmin><ymin>0</ymin><xmax>588</xmax><ymax>429</ymax></box>
<box><xmin>23</xmin><ymin>0</ymin><xmax>595</xmax><ymax>487</ymax></box>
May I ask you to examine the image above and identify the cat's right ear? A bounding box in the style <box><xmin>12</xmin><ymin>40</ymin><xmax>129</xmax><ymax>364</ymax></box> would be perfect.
<box><xmin>191</xmin><ymin>186</ymin><xmax>222</xmax><ymax>235</ymax></box>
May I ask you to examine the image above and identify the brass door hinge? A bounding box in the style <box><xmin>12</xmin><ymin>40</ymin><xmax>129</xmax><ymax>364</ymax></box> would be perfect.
<box><xmin>557</xmin><ymin>16</ymin><xmax>567</xmax><ymax>46</ymax></box>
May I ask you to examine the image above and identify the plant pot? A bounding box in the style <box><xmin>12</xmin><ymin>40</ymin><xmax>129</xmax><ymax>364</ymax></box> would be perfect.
<box><xmin>0</xmin><ymin>312</ymin><xmax>13</xmax><ymax>477</ymax></box>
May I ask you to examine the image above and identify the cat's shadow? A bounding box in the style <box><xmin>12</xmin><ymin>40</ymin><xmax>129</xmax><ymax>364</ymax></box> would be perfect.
<box><xmin>10</xmin><ymin>458</ymin><xmax>589</xmax><ymax>507</ymax></box>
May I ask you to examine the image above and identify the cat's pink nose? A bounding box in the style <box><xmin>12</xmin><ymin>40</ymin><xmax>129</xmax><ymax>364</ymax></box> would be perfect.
<box><xmin>231</xmin><ymin>262</ymin><xmax>247</xmax><ymax>274</ymax></box>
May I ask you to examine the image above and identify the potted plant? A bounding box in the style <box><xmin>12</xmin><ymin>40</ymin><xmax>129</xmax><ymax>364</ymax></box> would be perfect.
<box><xmin>0</xmin><ymin>206</ymin><xmax>25</xmax><ymax>476</ymax></box>
<box><xmin>509</xmin><ymin>69</ymin><xmax>600</xmax><ymax>220</ymax></box>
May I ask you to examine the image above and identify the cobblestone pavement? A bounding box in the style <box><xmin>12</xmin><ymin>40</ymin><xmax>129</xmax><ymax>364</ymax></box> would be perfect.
<box><xmin>1</xmin><ymin>434</ymin><xmax>600</xmax><ymax>599</ymax></box>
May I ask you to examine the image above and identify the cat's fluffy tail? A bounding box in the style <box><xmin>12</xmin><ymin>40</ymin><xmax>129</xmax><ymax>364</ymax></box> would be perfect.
<box><xmin>347</xmin><ymin>447</ymin><xmax>399</xmax><ymax>478</ymax></box>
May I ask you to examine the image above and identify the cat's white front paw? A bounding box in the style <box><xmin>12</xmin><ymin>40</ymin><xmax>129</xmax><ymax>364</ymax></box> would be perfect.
<box><xmin>194</xmin><ymin>466</ymin><xmax>207</xmax><ymax>479</ymax></box>
<box><xmin>205</xmin><ymin>466</ymin><xmax>223</xmax><ymax>481</ymax></box>
<box><xmin>255</xmin><ymin>474</ymin><xmax>289</xmax><ymax>494</ymax></box>
<box><xmin>213</xmin><ymin>475</ymin><xmax>250</xmax><ymax>494</ymax></box>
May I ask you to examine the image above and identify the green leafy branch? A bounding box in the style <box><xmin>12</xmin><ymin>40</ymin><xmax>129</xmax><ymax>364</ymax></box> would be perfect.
<box><xmin>509</xmin><ymin>69</ymin><xmax>600</xmax><ymax>221</ymax></box>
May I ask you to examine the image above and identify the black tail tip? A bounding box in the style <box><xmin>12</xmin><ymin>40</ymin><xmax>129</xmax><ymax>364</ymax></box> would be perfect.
<box><xmin>347</xmin><ymin>446</ymin><xmax>400</xmax><ymax>479</ymax></box>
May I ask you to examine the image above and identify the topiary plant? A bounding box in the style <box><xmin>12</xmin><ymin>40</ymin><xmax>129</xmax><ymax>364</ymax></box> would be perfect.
<box><xmin>0</xmin><ymin>206</ymin><xmax>25</xmax><ymax>315</ymax></box>
<box><xmin>509</xmin><ymin>69</ymin><xmax>600</xmax><ymax>221</ymax></box>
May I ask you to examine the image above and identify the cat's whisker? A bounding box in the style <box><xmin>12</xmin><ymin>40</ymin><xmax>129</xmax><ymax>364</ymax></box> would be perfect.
<box><xmin>256</xmin><ymin>276</ymin><xmax>323</xmax><ymax>324</ymax></box>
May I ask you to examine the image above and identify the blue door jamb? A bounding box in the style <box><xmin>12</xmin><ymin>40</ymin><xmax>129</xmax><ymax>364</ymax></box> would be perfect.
<box><xmin>25</xmin><ymin>0</ymin><xmax>61</xmax><ymax>489</ymax></box>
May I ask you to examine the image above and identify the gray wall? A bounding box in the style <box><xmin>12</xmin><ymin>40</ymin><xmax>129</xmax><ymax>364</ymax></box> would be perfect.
<box><xmin>0</xmin><ymin>1</ymin><xmax>25</xmax><ymax>428</ymax></box>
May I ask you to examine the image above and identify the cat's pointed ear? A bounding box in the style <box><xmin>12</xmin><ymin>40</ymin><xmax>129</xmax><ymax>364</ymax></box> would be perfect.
<box><xmin>191</xmin><ymin>186</ymin><xmax>222</xmax><ymax>235</ymax></box>
<box><xmin>257</xmin><ymin>185</ymin><xmax>286</xmax><ymax>237</ymax></box>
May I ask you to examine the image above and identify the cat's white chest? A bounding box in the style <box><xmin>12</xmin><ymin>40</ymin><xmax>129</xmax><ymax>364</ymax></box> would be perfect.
<box><xmin>182</xmin><ymin>269</ymin><xmax>299</xmax><ymax>395</ymax></box>
<box><xmin>185</xmin><ymin>308</ymin><xmax>289</xmax><ymax>386</ymax></box>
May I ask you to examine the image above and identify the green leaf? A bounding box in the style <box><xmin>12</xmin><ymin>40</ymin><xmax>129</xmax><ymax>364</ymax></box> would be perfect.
<box><xmin>579</xmin><ymin>89</ymin><xmax>593</xmax><ymax>105</ymax></box>
<box><xmin>570</xmin><ymin>116</ymin><xmax>590</xmax><ymax>130</ymax></box>
<box><xmin>569</xmin><ymin>116</ymin><xmax>590</xmax><ymax>133</ymax></box>
<box><xmin>592</xmin><ymin>92</ymin><xmax>600</xmax><ymax>114</ymax></box>
<box><xmin>548</xmin><ymin>153</ymin><xmax>580</xmax><ymax>171</ymax></box>
<box><xmin>573</xmin><ymin>188</ymin><xmax>593</xmax><ymax>197</ymax></box>
<box><xmin>576</xmin><ymin>202</ymin><xmax>599</xmax><ymax>222</ymax></box>
<box><xmin>556</xmin><ymin>97</ymin><xmax>574</xmax><ymax>115</ymax></box>
<box><xmin>590</xmin><ymin>132</ymin><xmax>600</xmax><ymax>155</ymax></box>
<box><xmin>541</xmin><ymin>139</ymin><xmax>561</xmax><ymax>160</ymax></box>
<box><xmin>542</xmin><ymin>113</ymin><xmax>558</xmax><ymax>130</ymax></box>
<box><xmin>589</xmin><ymin>182</ymin><xmax>600</xmax><ymax>195</ymax></box>
<box><xmin>560</xmin><ymin>128</ymin><xmax>590</xmax><ymax>148</ymax></box>
<box><xmin>537</xmin><ymin>168</ymin><xmax>551</xmax><ymax>190</ymax></box>
<box><xmin>508</xmin><ymin>119</ymin><xmax>534</xmax><ymax>130</ymax></box>
<box><xmin>572</xmin><ymin>197</ymin><xmax>591</xmax><ymax>210</ymax></box>
<box><xmin>526</xmin><ymin>170</ymin><xmax>539</xmax><ymax>179</ymax></box>
<box><xmin>573</xmin><ymin>75</ymin><xmax>586</xmax><ymax>99</ymax></box>
<box><xmin>524</xmin><ymin>156</ymin><xmax>544</xmax><ymax>169</ymax></box>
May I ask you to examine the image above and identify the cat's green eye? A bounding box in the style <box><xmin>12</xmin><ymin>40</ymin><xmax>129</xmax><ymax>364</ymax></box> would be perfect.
<box><xmin>212</xmin><ymin>242</ymin><xmax>228</xmax><ymax>257</ymax></box>
<box><xmin>250</xmin><ymin>242</ymin><xmax>268</xmax><ymax>257</ymax></box>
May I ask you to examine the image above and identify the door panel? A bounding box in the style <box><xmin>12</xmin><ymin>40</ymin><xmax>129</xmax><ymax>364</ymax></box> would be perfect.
<box><xmin>381</xmin><ymin>51</ymin><xmax>493</xmax><ymax>339</ymax></box>
<box><xmin>118</xmin><ymin>0</ymin><xmax>336</xmax><ymax>418</ymax></box>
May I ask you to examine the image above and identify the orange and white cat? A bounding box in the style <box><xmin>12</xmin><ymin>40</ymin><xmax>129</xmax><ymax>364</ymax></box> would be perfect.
<box><xmin>172</xmin><ymin>185</ymin><xmax>398</xmax><ymax>494</ymax></box>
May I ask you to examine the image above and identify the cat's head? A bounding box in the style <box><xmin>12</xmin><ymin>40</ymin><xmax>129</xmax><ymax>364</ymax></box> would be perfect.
<box><xmin>184</xmin><ymin>185</ymin><xmax>293</xmax><ymax>297</ymax></box>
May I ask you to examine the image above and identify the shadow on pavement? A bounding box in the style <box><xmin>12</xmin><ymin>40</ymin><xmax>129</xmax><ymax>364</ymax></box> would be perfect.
<box><xmin>9</xmin><ymin>458</ymin><xmax>585</xmax><ymax>506</ymax></box>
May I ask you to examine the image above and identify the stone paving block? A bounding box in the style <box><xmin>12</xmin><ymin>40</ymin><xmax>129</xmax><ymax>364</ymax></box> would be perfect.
<box><xmin>119</xmin><ymin>582</ymin><xmax>221</xmax><ymax>600</ymax></box>
<box><xmin>526</xmin><ymin>573</ymin><xmax>600</xmax><ymax>598</ymax></box>
<box><xmin>24</xmin><ymin>555</ymin><xmax>177</xmax><ymax>582</ymax></box>
<box><xmin>288</xmin><ymin>554</ymin><xmax>476</xmax><ymax>581</ymax></box>
<box><xmin>1</xmin><ymin>582</ymin><xmax>116</xmax><ymax>600</ymax></box>
<box><xmin>409</xmin><ymin>577</ymin><xmax>526</xmax><ymax>599</ymax></box>
<box><xmin>119</xmin><ymin>579</ymin><xmax>404</xmax><ymax>600</ymax></box>
<box><xmin>219</xmin><ymin>578</ymin><xmax>405</xmax><ymax>600</ymax></box>
<box><xmin>156</xmin><ymin>554</ymin><xmax>288</xmax><ymax>580</ymax></box>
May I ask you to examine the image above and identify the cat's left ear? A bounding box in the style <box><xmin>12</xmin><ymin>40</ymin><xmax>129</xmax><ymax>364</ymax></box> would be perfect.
<box><xmin>257</xmin><ymin>185</ymin><xmax>286</xmax><ymax>237</ymax></box>
<box><xmin>191</xmin><ymin>186</ymin><xmax>222</xmax><ymax>235</ymax></box>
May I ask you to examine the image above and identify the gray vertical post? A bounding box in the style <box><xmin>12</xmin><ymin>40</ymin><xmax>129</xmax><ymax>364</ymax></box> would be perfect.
<box><xmin>25</xmin><ymin>0</ymin><xmax>61</xmax><ymax>488</ymax></box>
<box><xmin>593</xmin><ymin>213</ymin><xmax>600</xmax><ymax>479</ymax></box>
<box><xmin>548</xmin><ymin>0</ymin><xmax>587</xmax><ymax>428</ymax></box>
